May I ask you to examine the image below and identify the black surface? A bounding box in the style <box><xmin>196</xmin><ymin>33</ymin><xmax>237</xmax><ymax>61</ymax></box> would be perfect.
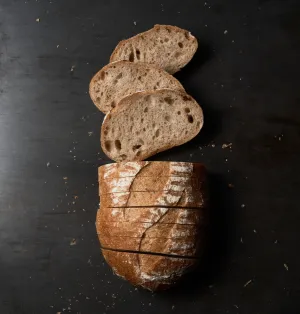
<box><xmin>1</xmin><ymin>0</ymin><xmax>300</xmax><ymax>313</ymax></box>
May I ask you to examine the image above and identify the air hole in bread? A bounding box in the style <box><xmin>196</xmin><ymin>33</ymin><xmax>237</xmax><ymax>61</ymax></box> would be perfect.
<box><xmin>115</xmin><ymin>140</ymin><xmax>121</xmax><ymax>151</ymax></box>
<box><xmin>104</xmin><ymin>141</ymin><xmax>112</xmax><ymax>152</ymax></box>
<box><xmin>143</xmin><ymin>127</ymin><xmax>146</xmax><ymax>132</ymax></box>
<box><xmin>156</xmin><ymin>81</ymin><xmax>160</xmax><ymax>87</ymax></box>
<box><xmin>111</xmin><ymin>101</ymin><xmax>116</xmax><ymax>108</ymax></box>
<box><xmin>175</xmin><ymin>52</ymin><xmax>182</xmax><ymax>58</ymax></box>
<box><xmin>100</xmin><ymin>72</ymin><xmax>105</xmax><ymax>80</ymax></box>
<box><xmin>164</xmin><ymin>97</ymin><xmax>174</xmax><ymax>105</ymax></box>
<box><xmin>178</xmin><ymin>42</ymin><xmax>183</xmax><ymax>48</ymax></box>
<box><xmin>164</xmin><ymin>38</ymin><xmax>169</xmax><ymax>42</ymax></box>
<box><xmin>177</xmin><ymin>111</ymin><xmax>181</xmax><ymax>115</ymax></box>
<box><xmin>130</xmin><ymin>117</ymin><xmax>134</xmax><ymax>122</ymax></box>
<box><xmin>183</xmin><ymin>95</ymin><xmax>192</xmax><ymax>101</ymax></box>
<box><xmin>141</xmin><ymin>118</ymin><xmax>144</xmax><ymax>123</ymax></box>
<box><xmin>136</xmin><ymin>151</ymin><xmax>141</xmax><ymax>157</ymax></box>
<box><xmin>164</xmin><ymin>115</ymin><xmax>170</xmax><ymax>122</ymax></box>
<box><xmin>132</xmin><ymin>144</ymin><xmax>142</xmax><ymax>151</ymax></box>
<box><xmin>152</xmin><ymin>123</ymin><xmax>156</xmax><ymax>128</ymax></box>
<box><xmin>185</xmin><ymin>108</ymin><xmax>190</xmax><ymax>113</ymax></box>
<box><xmin>144</xmin><ymin>107</ymin><xmax>148</xmax><ymax>113</ymax></box>
<box><xmin>104</xmin><ymin>130</ymin><xmax>108</xmax><ymax>135</ymax></box>
<box><xmin>196</xmin><ymin>121</ymin><xmax>200</xmax><ymax>128</ymax></box>
<box><xmin>120</xmin><ymin>154</ymin><xmax>127</xmax><ymax>160</ymax></box>
<box><xmin>188</xmin><ymin>115</ymin><xmax>194</xmax><ymax>123</ymax></box>
<box><xmin>130</xmin><ymin>126</ymin><xmax>133</xmax><ymax>132</ymax></box>
<box><xmin>100</xmin><ymin>92</ymin><xmax>103</xmax><ymax>96</ymax></box>
<box><xmin>129</xmin><ymin>52</ymin><xmax>134</xmax><ymax>62</ymax></box>
<box><xmin>166</xmin><ymin>27</ymin><xmax>171</xmax><ymax>33</ymax></box>
<box><xmin>145</xmin><ymin>95</ymin><xmax>151</xmax><ymax>101</ymax></box>
<box><xmin>115</xmin><ymin>73</ymin><xmax>123</xmax><ymax>80</ymax></box>
<box><xmin>96</xmin><ymin>97</ymin><xmax>100</xmax><ymax>102</ymax></box>
<box><xmin>154</xmin><ymin>86</ymin><xmax>157</xmax><ymax>90</ymax></box>
<box><xmin>160</xmin><ymin>39</ymin><xmax>163</xmax><ymax>43</ymax></box>
<box><xmin>155</xmin><ymin>129</ymin><xmax>160</xmax><ymax>137</ymax></box>
<box><xmin>136</xmin><ymin>49</ymin><xmax>141</xmax><ymax>60</ymax></box>
<box><xmin>138</xmin><ymin>76</ymin><xmax>142</xmax><ymax>81</ymax></box>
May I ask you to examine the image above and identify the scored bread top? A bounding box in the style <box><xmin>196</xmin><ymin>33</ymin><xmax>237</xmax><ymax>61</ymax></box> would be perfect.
<box><xmin>110</xmin><ymin>25</ymin><xmax>198</xmax><ymax>74</ymax></box>
<box><xmin>89</xmin><ymin>61</ymin><xmax>184</xmax><ymax>113</ymax></box>
<box><xmin>101</xmin><ymin>89</ymin><xmax>204</xmax><ymax>162</ymax></box>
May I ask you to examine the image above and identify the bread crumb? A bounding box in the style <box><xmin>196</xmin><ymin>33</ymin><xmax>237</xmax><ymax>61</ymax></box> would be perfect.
<box><xmin>253</xmin><ymin>229</ymin><xmax>257</xmax><ymax>233</ymax></box>
<box><xmin>46</xmin><ymin>162</ymin><xmax>50</xmax><ymax>167</ymax></box>
<box><xmin>240</xmin><ymin>237</ymin><xmax>243</xmax><ymax>243</ymax></box>
<box><xmin>70</xmin><ymin>65</ymin><xmax>75</xmax><ymax>72</ymax></box>
<box><xmin>133</xmin><ymin>21</ymin><xmax>137</xmax><ymax>25</ymax></box>
<box><xmin>284</xmin><ymin>263</ymin><xmax>289</xmax><ymax>271</ymax></box>
<box><xmin>36</xmin><ymin>18</ymin><xmax>40</xmax><ymax>22</ymax></box>
<box><xmin>88</xmin><ymin>131</ymin><xmax>93</xmax><ymax>136</ymax></box>
<box><xmin>241</xmin><ymin>204</ymin><xmax>245</xmax><ymax>208</ymax></box>
<box><xmin>224</xmin><ymin>30</ymin><xmax>228</xmax><ymax>34</ymax></box>
<box><xmin>228</xmin><ymin>183</ymin><xmax>234</xmax><ymax>188</ymax></box>
<box><xmin>222</xmin><ymin>143</ymin><xmax>232</xmax><ymax>149</ymax></box>
<box><xmin>70</xmin><ymin>239</ymin><xmax>77</xmax><ymax>246</ymax></box>
<box><xmin>63</xmin><ymin>177</ymin><xmax>68</xmax><ymax>180</ymax></box>
<box><xmin>244</xmin><ymin>279</ymin><xmax>252</xmax><ymax>287</ymax></box>
<box><xmin>57</xmin><ymin>44</ymin><xmax>59</xmax><ymax>48</ymax></box>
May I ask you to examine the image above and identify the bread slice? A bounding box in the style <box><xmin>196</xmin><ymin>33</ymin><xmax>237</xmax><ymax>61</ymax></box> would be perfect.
<box><xmin>99</xmin><ymin>234</ymin><xmax>201</xmax><ymax>257</ymax></box>
<box><xmin>102</xmin><ymin>249</ymin><xmax>197</xmax><ymax>291</ymax></box>
<box><xmin>89</xmin><ymin>61</ymin><xmax>184</xmax><ymax>113</ymax></box>
<box><xmin>99</xmin><ymin>175</ymin><xmax>203</xmax><ymax>194</ymax></box>
<box><xmin>101</xmin><ymin>89</ymin><xmax>204</xmax><ymax>162</ymax></box>
<box><xmin>110</xmin><ymin>25</ymin><xmax>198</xmax><ymax>74</ymax></box>
<box><xmin>99</xmin><ymin>162</ymin><xmax>206</xmax><ymax>179</ymax></box>
<box><xmin>97</xmin><ymin>207</ymin><xmax>205</xmax><ymax>225</ymax></box>
<box><xmin>100</xmin><ymin>189</ymin><xmax>204</xmax><ymax>208</ymax></box>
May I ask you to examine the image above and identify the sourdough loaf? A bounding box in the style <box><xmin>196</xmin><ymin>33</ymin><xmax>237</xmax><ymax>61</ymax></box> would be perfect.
<box><xmin>102</xmin><ymin>249</ymin><xmax>198</xmax><ymax>291</ymax></box>
<box><xmin>110</xmin><ymin>25</ymin><xmax>198</xmax><ymax>74</ymax></box>
<box><xmin>101</xmin><ymin>89</ymin><xmax>204</xmax><ymax>162</ymax></box>
<box><xmin>89</xmin><ymin>61</ymin><xmax>184</xmax><ymax>113</ymax></box>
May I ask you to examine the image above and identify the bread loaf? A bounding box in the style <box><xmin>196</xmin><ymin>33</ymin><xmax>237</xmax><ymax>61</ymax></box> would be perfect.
<box><xmin>102</xmin><ymin>249</ymin><xmax>198</xmax><ymax>291</ymax></box>
<box><xmin>89</xmin><ymin>61</ymin><xmax>185</xmax><ymax>113</ymax></box>
<box><xmin>110</xmin><ymin>25</ymin><xmax>198</xmax><ymax>74</ymax></box>
<box><xmin>101</xmin><ymin>89</ymin><xmax>204</xmax><ymax>162</ymax></box>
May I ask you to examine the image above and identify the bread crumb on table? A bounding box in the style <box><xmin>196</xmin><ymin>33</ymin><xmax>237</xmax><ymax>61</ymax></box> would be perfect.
<box><xmin>284</xmin><ymin>263</ymin><xmax>289</xmax><ymax>271</ymax></box>
<box><xmin>36</xmin><ymin>18</ymin><xmax>40</xmax><ymax>22</ymax></box>
<box><xmin>244</xmin><ymin>279</ymin><xmax>252</xmax><ymax>287</ymax></box>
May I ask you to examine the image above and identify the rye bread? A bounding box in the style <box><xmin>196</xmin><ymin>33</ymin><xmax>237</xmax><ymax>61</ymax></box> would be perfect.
<box><xmin>101</xmin><ymin>89</ymin><xmax>204</xmax><ymax>162</ymax></box>
<box><xmin>110</xmin><ymin>25</ymin><xmax>198</xmax><ymax>74</ymax></box>
<box><xmin>102</xmin><ymin>249</ymin><xmax>198</xmax><ymax>291</ymax></box>
<box><xmin>89</xmin><ymin>61</ymin><xmax>184</xmax><ymax>113</ymax></box>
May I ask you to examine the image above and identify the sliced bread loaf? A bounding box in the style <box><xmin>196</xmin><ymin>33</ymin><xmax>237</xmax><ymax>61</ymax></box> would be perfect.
<box><xmin>89</xmin><ymin>61</ymin><xmax>184</xmax><ymax>113</ymax></box>
<box><xmin>101</xmin><ymin>89</ymin><xmax>204</xmax><ymax>162</ymax></box>
<box><xmin>110</xmin><ymin>25</ymin><xmax>198</xmax><ymax>74</ymax></box>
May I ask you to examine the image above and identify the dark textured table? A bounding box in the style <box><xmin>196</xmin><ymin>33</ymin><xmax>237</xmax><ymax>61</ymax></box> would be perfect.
<box><xmin>1</xmin><ymin>0</ymin><xmax>300</xmax><ymax>313</ymax></box>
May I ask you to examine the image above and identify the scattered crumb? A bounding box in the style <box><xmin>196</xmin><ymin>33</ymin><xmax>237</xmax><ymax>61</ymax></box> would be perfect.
<box><xmin>284</xmin><ymin>263</ymin><xmax>289</xmax><ymax>271</ymax></box>
<box><xmin>74</xmin><ymin>195</ymin><xmax>78</xmax><ymax>199</ymax></box>
<box><xmin>36</xmin><ymin>18</ymin><xmax>40</xmax><ymax>22</ymax></box>
<box><xmin>172</xmin><ymin>305</ymin><xmax>175</xmax><ymax>310</ymax></box>
<box><xmin>253</xmin><ymin>229</ymin><xmax>257</xmax><ymax>233</ymax></box>
<box><xmin>57</xmin><ymin>44</ymin><xmax>59</xmax><ymax>48</ymax></box>
<box><xmin>88</xmin><ymin>131</ymin><xmax>93</xmax><ymax>136</ymax></box>
<box><xmin>46</xmin><ymin>162</ymin><xmax>50</xmax><ymax>167</ymax></box>
<box><xmin>244</xmin><ymin>279</ymin><xmax>252</xmax><ymax>287</ymax></box>
<box><xmin>241</xmin><ymin>204</ymin><xmax>245</xmax><ymax>208</ymax></box>
<box><xmin>133</xmin><ymin>21</ymin><xmax>137</xmax><ymax>25</ymax></box>
<box><xmin>70</xmin><ymin>65</ymin><xmax>75</xmax><ymax>72</ymax></box>
<box><xmin>274</xmin><ymin>240</ymin><xmax>278</xmax><ymax>244</ymax></box>
<box><xmin>234</xmin><ymin>305</ymin><xmax>239</xmax><ymax>309</ymax></box>
<box><xmin>228</xmin><ymin>183</ymin><xmax>234</xmax><ymax>188</ymax></box>
<box><xmin>224</xmin><ymin>30</ymin><xmax>228</xmax><ymax>34</ymax></box>
<box><xmin>70</xmin><ymin>239</ymin><xmax>77</xmax><ymax>246</ymax></box>
<box><xmin>63</xmin><ymin>177</ymin><xmax>68</xmax><ymax>180</ymax></box>
<box><xmin>240</xmin><ymin>237</ymin><xmax>243</xmax><ymax>243</ymax></box>
<box><xmin>222</xmin><ymin>143</ymin><xmax>232</xmax><ymax>149</ymax></box>
<box><xmin>211</xmin><ymin>143</ymin><xmax>215</xmax><ymax>148</ymax></box>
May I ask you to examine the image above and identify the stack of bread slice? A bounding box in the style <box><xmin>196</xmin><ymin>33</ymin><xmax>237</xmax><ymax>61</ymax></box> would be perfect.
<box><xmin>89</xmin><ymin>25</ymin><xmax>204</xmax><ymax>162</ymax></box>
<box><xmin>97</xmin><ymin>161</ymin><xmax>208</xmax><ymax>291</ymax></box>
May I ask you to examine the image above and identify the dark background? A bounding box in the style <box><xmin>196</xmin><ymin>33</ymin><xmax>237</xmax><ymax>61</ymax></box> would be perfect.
<box><xmin>1</xmin><ymin>0</ymin><xmax>300</xmax><ymax>313</ymax></box>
